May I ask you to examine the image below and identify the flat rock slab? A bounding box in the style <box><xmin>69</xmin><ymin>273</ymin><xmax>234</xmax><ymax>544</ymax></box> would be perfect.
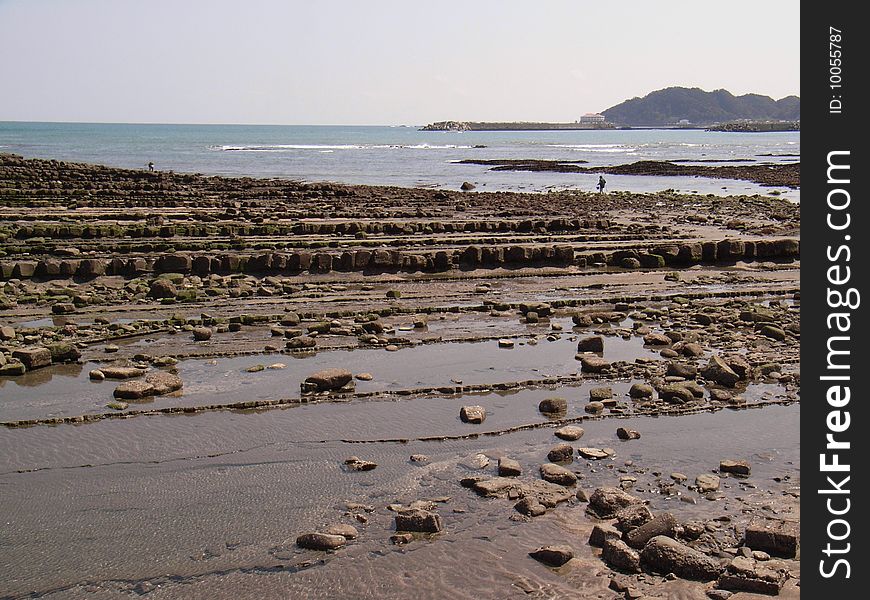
<box><xmin>554</xmin><ymin>426</ymin><xmax>584</xmax><ymax>441</ymax></box>
<box><xmin>303</xmin><ymin>368</ymin><xmax>353</xmax><ymax>392</ymax></box>
<box><xmin>718</xmin><ymin>556</ymin><xmax>785</xmax><ymax>595</ymax></box>
<box><xmin>578</xmin><ymin>447</ymin><xmax>612</xmax><ymax>460</ymax></box>
<box><xmin>497</xmin><ymin>457</ymin><xmax>522</xmax><ymax>477</ymax></box>
<box><xmin>580</xmin><ymin>356</ymin><xmax>611</xmax><ymax>373</ymax></box>
<box><xmin>695</xmin><ymin>473</ymin><xmax>721</xmax><ymax>493</ymax></box>
<box><xmin>144</xmin><ymin>372</ymin><xmax>183</xmax><ymax>395</ymax></box>
<box><xmin>11</xmin><ymin>348</ymin><xmax>51</xmax><ymax>370</ymax></box>
<box><xmin>744</xmin><ymin>519</ymin><xmax>799</xmax><ymax>558</ymax></box>
<box><xmin>113</xmin><ymin>381</ymin><xmax>156</xmax><ymax>400</ymax></box>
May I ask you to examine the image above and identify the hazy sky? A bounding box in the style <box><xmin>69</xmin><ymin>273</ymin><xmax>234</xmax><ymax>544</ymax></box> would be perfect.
<box><xmin>0</xmin><ymin>0</ymin><xmax>800</xmax><ymax>125</ymax></box>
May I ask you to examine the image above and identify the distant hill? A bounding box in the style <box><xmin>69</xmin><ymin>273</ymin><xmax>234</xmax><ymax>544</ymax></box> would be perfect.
<box><xmin>601</xmin><ymin>87</ymin><xmax>800</xmax><ymax>127</ymax></box>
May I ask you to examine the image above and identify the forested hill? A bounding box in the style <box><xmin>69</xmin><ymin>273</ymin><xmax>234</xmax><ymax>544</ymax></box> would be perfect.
<box><xmin>601</xmin><ymin>87</ymin><xmax>800</xmax><ymax>127</ymax></box>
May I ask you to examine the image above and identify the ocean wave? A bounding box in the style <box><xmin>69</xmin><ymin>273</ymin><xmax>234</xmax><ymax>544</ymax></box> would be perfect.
<box><xmin>212</xmin><ymin>143</ymin><xmax>473</xmax><ymax>152</ymax></box>
<box><xmin>547</xmin><ymin>144</ymin><xmax>637</xmax><ymax>153</ymax></box>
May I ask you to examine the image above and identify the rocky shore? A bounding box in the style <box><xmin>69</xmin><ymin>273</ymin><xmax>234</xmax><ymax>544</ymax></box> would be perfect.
<box><xmin>457</xmin><ymin>159</ymin><xmax>800</xmax><ymax>188</ymax></box>
<box><xmin>0</xmin><ymin>153</ymin><xmax>799</xmax><ymax>598</ymax></box>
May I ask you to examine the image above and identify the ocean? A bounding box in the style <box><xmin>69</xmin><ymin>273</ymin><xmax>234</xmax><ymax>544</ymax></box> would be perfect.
<box><xmin>0</xmin><ymin>122</ymin><xmax>799</xmax><ymax>200</ymax></box>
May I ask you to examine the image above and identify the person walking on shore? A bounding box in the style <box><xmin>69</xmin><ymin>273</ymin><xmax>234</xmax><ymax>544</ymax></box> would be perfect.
<box><xmin>597</xmin><ymin>175</ymin><xmax>606</xmax><ymax>193</ymax></box>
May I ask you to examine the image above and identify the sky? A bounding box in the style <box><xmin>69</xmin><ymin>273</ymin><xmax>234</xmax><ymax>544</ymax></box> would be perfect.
<box><xmin>0</xmin><ymin>0</ymin><xmax>800</xmax><ymax>125</ymax></box>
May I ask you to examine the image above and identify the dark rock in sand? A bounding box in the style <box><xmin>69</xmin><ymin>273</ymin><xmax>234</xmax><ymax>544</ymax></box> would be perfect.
<box><xmin>577</xmin><ymin>335</ymin><xmax>604</xmax><ymax>352</ymax></box>
<box><xmin>515</xmin><ymin>496</ymin><xmax>547</xmax><ymax>517</ymax></box>
<box><xmin>498</xmin><ymin>457</ymin><xmax>522</xmax><ymax>477</ymax></box>
<box><xmin>640</xmin><ymin>535</ymin><xmax>722</xmax><ymax>581</ymax></box>
<box><xmin>580</xmin><ymin>356</ymin><xmax>611</xmax><ymax>373</ymax></box>
<box><xmin>629</xmin><ymin>383</ymin><xmax>654</xmax><ymax>399</ymax></box>
<box><xmin>322</xmin><ymin>524</ymin><xmax>359</xmax><ymax>540</ymax></box>
<box><xmin>614</xmin><ymin>503</ymin><xmax>653</xmax><ymax>532</ymax></box>
<box><xmin>589</xmin><ymin>523</ymin><xmax>622</xmax><ymax>547</ymax></box>
<box><xmin>602</xmin><ymin>538</ymin><xmax>641</xmax><ymax>573</ymax></box>
<box><xmin>395</xmin><ymin>508</ymin><xmax>443</xmax><ymax>533</ymax></box>
<box><xmin>459</xmin><ymin>405</ymin><xmax>486</xmax><ymax>424</ymax></box>
<box><xmin>625</xmin><ymin>513</ymin><xmax>678</xmax><ymax>549</ymax></box>
<box><xmin>719</xmin><ymin>459</ymin><xmax>751</xmax><ymax>476</ymax></box>
<box><xmin>539</xmin><ymin>463</ymin><xmax>577</xmax><ymax>486</ymax></box>
<box><xmin>616</xmin><ymin>427</ymin><xmax>640</xmax><ymax>440</ymax></box>
<box><xmin>192</xmin><ymin>327</ymin><xmax>212</xmax><ymax>341</ymax></box>
<box><xmin>148</xmin><ymin>279</ymin><xmax>178</xmax><ymax>299</ymax></box>
<box><xmin>538</xmin><ymin>397</ymin><xmax>568</xmax><ymax>415</ymax></box>
<box><xmin>344</xmin><ymin>456</ymin><xmax>377</xmax><ymax>471</ymax></box>
<box><xmin>547</xmin><ymin>443</ymin><xmax>574</xmax><ymax>463</ymax></box>
<box><xmin>303</xmin><ymin>368</ymin><xmax>353</xmax><ymax>392</ymax></box>
<box><xmin>701</xmin><ymin>355</ymin><xmax>740</xmax><ymax>387</ymax></box>
<box><xmin>113</xmin><ymin>380</ymin><xmax>157</xmax><ymax>400</ymax></box>
<box><xmin>296</xmin><ymin>532</ymin><xmax>347</xmax><ymax>551</ymax></box>
<box><xmin>718</xmin><ymin>556</ymin><xmax>785</xmax><ymax>595</ymax></box>
<box><xmin>588</xmin><ymin>487</ymin><xmax>642</xmax><ymax>518</ymax></box>
<box><xmin>460</xmin><ymin>181</ymin><xmax>476</xmax><ymax>191</ymax></box>
<box><xmin>529</xmin><ymin>544</ymin><xmax>573</xmax><ymax>567</ymax></box>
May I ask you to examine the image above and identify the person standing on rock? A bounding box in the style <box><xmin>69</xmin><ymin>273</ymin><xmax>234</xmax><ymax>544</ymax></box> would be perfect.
<box><xmin>597</xmin><ymin>175</ymin><xmax>606</xmax><ymax>193</ymax></box>
<box><xmin>148</xmin><ymin>161</ymin><xmax>155</xmax><ymax>172</ymax></box>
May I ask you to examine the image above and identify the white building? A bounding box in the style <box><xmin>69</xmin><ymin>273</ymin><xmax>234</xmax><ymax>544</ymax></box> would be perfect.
<box><xmin>579</xmin><ymin>113</ymin><xmax>606</xmax><ymax>124</ymax></box>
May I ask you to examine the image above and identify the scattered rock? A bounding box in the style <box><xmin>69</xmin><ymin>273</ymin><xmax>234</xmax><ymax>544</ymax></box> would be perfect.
<box><xmin>497</xmin><ymin>338</ymin><xmax>515</xmax><ymax>349</ymax></box>
<box><xmin>538</xmin><ymin>397</ymin><xmax>568</xmax><ymax>415</ymax></box>
<box><xmin>322</xmin><ymin>524</ymin><xmax>359</xmax><ymax>540</ymax></box>
<box><xmin>144</xmin><ymin>372</ymin><xmax>183</xmax><ymax>395</ymax></box>
<box><xmin>355</xmin><ymin>372</ymin><xmax>373</xmax><ymax>381</ymax></box>
<box><xmin>602</xmin><ymin>538</ymin><xmax>641</xmax><ymax>573</ymax></box>
<box><xmin>547</xmin><ymin>443</ymin><xmax>574</xmax><ymax>463</ymax></box>
<box><xmin>580</xmin><ymin>356</ymin><xmax>611</xmax><ymax>373</ymax></box>
<box><xmin>113</xmin><ymin>381</ymin><xmax>156</xmax><ymax>400</ymax></box>
<box><xmin>302</xmin><ymin>368</ymin><xmax>353</xmax><ymax>392</ymax></box>
<box><xmin>578</xmin><ymin>447</ymin><xmax>610</xmax><ymax>460</ymax></box>
<box><xmin>554</xmin><ymin>426</ymin><xmax>584</xmax><ymax>441</ymax></box>
<box><xmin>625</xmin><ymin>513</ymin><xmax>678</xmax><ymax>549</ymax></box>
<box><xmin>629</xmin><ymin>383</ymin><xmax>654</xmax><ymax>399</ymax></box>
<box><xmin>744</xmin><ymin>519</ymin><xmax>799</xmax><ymax>558</ymax></box>
<box><xmin>11</xmin><ymin>348</ymin><xmax>52</xmax><ymax>370</ymax></box>
<box><xmin>577</xmin><ymin>336</ymin><xmax>604</xmax><ymax>352</ymax></box>
<box><xmin>296</xmin><ymin>532</ymin><xmax>347</xmax><ymax>551</ymax></box>
<box><xmin>539</xmin><ymin>463</ymin><xmax>577</xmax><ymax>486</ymax></box>
<box><xmin>192</xmin><ymin>327</ymin><xmax>212</xmax><ymax>341</ymax></box>
<box><xmin>695</xmin><ymin>473</ymin><xmax>720</xmax><ymax>493</ymax></box>
<box><xmin>717</xmin><ymin>556</ymin><xmax>785</xmax><ymax>595</ymax></box>
<box><xmin>701</xmin><ymin>355</ymin><xmax>740</xmax><ymax>387</ymax></box>
<box><xmin>616</xmin><ymin>427</ymin><xmax>641</xmax><ymax>440</ymax></box>
<box><xmin>344</xmin><ymin>456</ymin><xmax>377</xmax><ymax>471</ymax></box>
<box><xmin>528</xmin><ymin>544</ymin><xmax>573</xmax><ymax>567</ymax></box>
<box><xmin>394</xmin><ymin>509</ymin><xmax>443</xmax><ymax>533</ymax></box>
<box><xmin>588</xmin><ymin>487</ymin><xmax>642</xmax><ymax>518</ymax></box>
<box><xmin>719</xmin><ymin>460</ymin><xmax>751</xmax><ymax>476</ymax></box>
<box><xmin>459</xmin><ymin>405</ymin><xmax>486</xmax><ymax>424</ymax></box>
<box><xmin>498</xmin><ymin>457</ymin><xmax>522</xmax><ymax>477</ymax></box>
<box><xmin>640</xmin><ymin>535</ymin><xmax>722</xmax><ymax>581</ymax></box>
<box><xmin>515</xmin><ymin>496</ymin><xmax>547</xmax><ymax>517</ymax></box>
<box><xmin>589</xmin><ymin>523</ymin><xmax>622</xmax><ymax>547</ymax></box>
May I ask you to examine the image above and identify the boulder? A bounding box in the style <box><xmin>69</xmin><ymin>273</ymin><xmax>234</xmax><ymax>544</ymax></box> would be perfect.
<box><xmin>717</xmin><ymin>556</ymin><xmax>785</xmax><ymax>595</ymax></box>
<box><xmin>460</xmin><ymin>405</ymin><xmax>486</xmax><ymax>424</ymax></box>
<box><xmin>529</xmin><ymin>544</ymin><xmax>573</xmax><ymax>567</ymax></box>
<box><xmin>719</xmin><ymin>460</ymin><xmax>751</xmax><ymax>476</ymax></box>
<box><xmin>589</xmin><ymin>523</ymin><xmax>622</xmax><ymax>547</ymax></box>
<box><xmin>744</xmin><ymin>519</ymin><xmax>799</xmax><ymax>558</ymax></box>
<box><xmin>296</xmin><ymin>532</ymin><xmax>347</xmax><ymax>551</ymax></box>
<box><xmin>701</xmin><ymin>355</ymin><xmax>740</xmax><ymax>387</ymax></box>
<box><xmin>616</xmin><ymin>427</ymin><xmax>640</xmax><ymax>440</ymax></box>
<box><xmin>192</xmin><ymin>327</ymin><xmax>212</xmax><ymax>341</ymax></box>
<box><xmin>539</xmin><ymin>463</ymin><xmax>577</xmax><ymax>486</ymax></box>
<box><xmin>577</xmin><ymin>447</ymin><xmax>610</xmax><ymax>460</ymax></box>
<box><xmin>629</xmin><ymin>383</ymin><xmax>654</xmax><ymax>399</ymax></box>
<box><xmin>514</xmin><ymin>496</ymin><xmax>547</xmax><ymax>517</ymax></box>
<box><xmin>695</xmin><ymin>473</ymin><xmax>720</xmax><ymax>493</ymax></box>
<box><xmin>145</xmin><ymin>372</ymin><xmax>183</xmax><ymax>395</ymax></box>
<box><xmin>322</xmin><ymin>524</ymin><xmax>359</xmax><ymax>540</ymax></box>
<box><xmin>303</xmin><ymin>368</ymin><xmax>353</xmax><ymax>392</ymax></box>
<box><xmin>547</xmin><ymin>443</ymin><xmax>574</xmax><ymax>463</ymax></box>
<box><xmin>538</xmin><ymin>397</ymin><xmax>568</xmax><ymax>415</ymax></box>
<box><xmin>394</xmin><ymin>509</ymin><xmax>443</xmax><ymax>533</ymax></box>
<box><xmin>148</xmin><ymin>279</ymin><xmax>177</xmax><ymax>299</ymax></box>
<box><xmin>640</xmin><ymin>535</ymin><xmax>722</xmax><ymax>580</ymax></box>
<box><xmin>580</xmin><ymin>356</ymin><xmax>611</xmax><ymax>373</ymax></box>
<box><xmin>554</xmin><ymin>426</ymin><xmax>584</xmax><ymax>441</ymax></box>
<box><xmin>498</xmin><ymin>457</ymin><xmax>522</xmax><ymax>477</ymax></box>
<box><xmin>666</xmin><ymin>362</ymin><xmax>697</xmax><ymax>379</ymax></box>
<box><xmin>47</xmin><ymin>343</ymin><xmax>81</xmax><ymax>363</ymax></box>
<box><xmin>286</xmin><ymin>336</ymin><xmax>317</xmax><ymax>349</ymax></box>
<box><xmin>625</xmin><ymin>513</ymin><xmax>678</xmax><ymax>549</ymax></box>
<box><xmin>113</xmin><ymin>381</ymin><xmax>157</xmax><ymax>400</ymax></box>
<box><xmin>602</xmin><ymin>538</ymin><xmax>641</xmax><ymax>573</ymax></box>
<box><xmin>577</xmin><ymin>336</ymin><xmax>604</xmax><ymax>353</ymax></box>
<box><xmin>614</xmin><ymin>503</ymin><xmax>653</xmax><ymax>532</ymax></box>
<box><xmin>588</xmin><ymin>487</ymin><xmax>642</xmax><ymax>518</ymax></box>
